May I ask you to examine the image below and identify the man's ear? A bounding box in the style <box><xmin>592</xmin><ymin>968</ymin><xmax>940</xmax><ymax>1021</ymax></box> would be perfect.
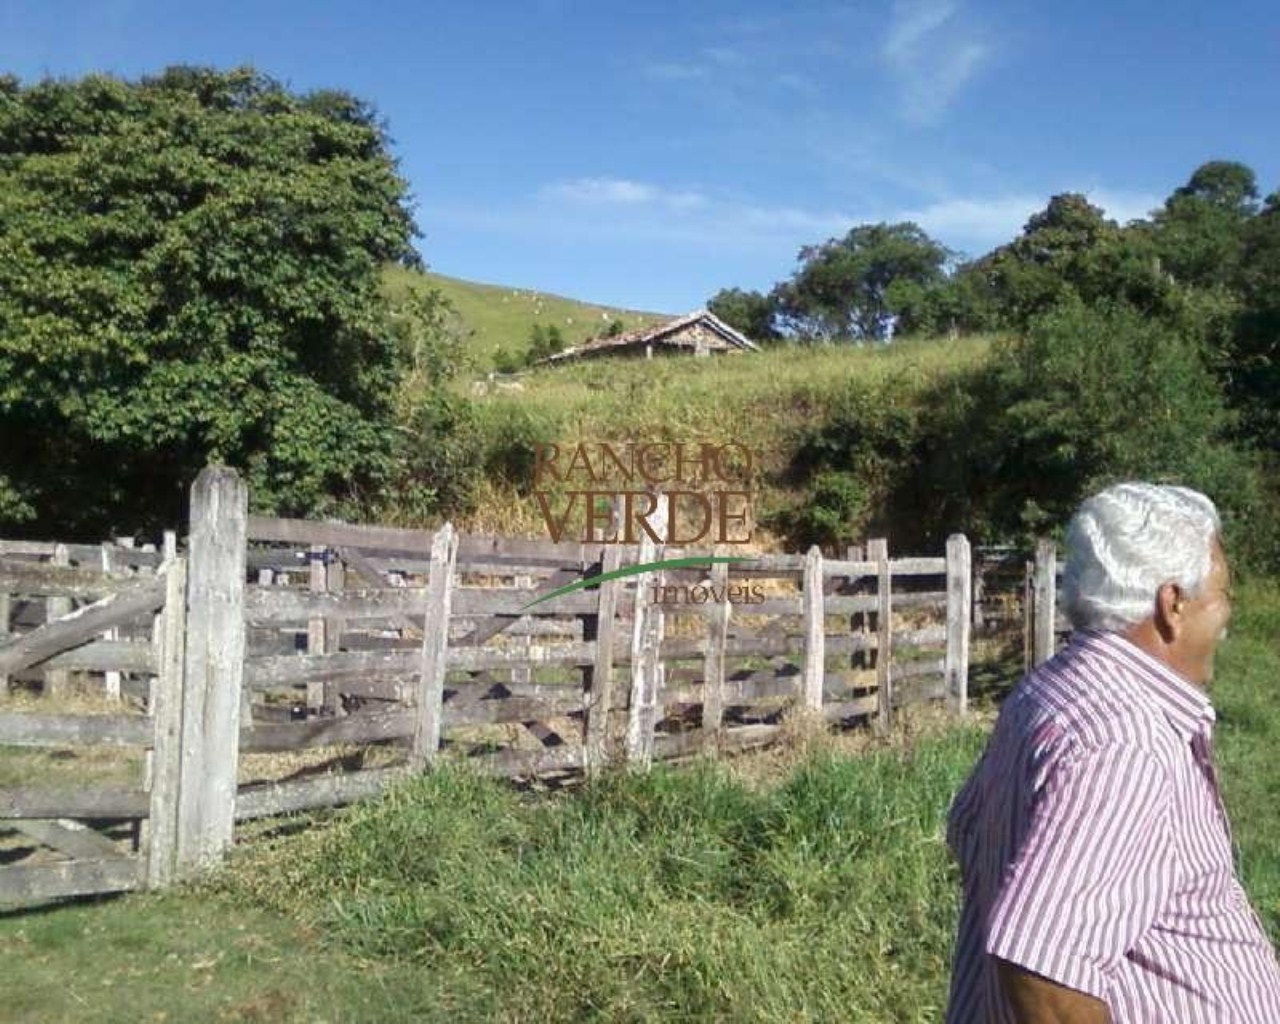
<box><xmin>1154</xmin><ymin>581</ymin><xmax>1182</xmax><ymax>641</ymax></box>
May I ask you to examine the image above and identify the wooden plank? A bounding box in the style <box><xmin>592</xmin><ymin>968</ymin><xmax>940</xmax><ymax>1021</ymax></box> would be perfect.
<box><xmin>147</xmin><ymin>555</ymin><xmax>184</xmax><ymax>889</ymax></box>
<box><xmin>239</xmin><ymin>709</ymin><xmax>416</xmax><ymax>752</ymax></box>
<box><xmin>869</xmin><ymin>538</ymin><xmax>893</xmax><ymax>734</ymax></box>
<box><xmin>444</xmin><ymin>695</ymin><xmax>584</xmax><ymax>726</ymax></box>
<box><xmin>99</xmin><ymin>546</ymin><xmax>123</xmax><ymax>701</ymax></box>
<box><xmin>247</xmin><ymin>515</ymin><xmax>436</xmax><ymax>553</ymax></box>
<box><xmin>823</xmin><ymin>559</ymin><xmax>877</xmax><ymax>579</ymax></box>
<box><xmin>0</xmin><ymin>556</ymin><xmax>154</xmax><ymax>600</ymax></box>
<box><xmin>247</xmin><ymin>583</ymin><xmax>596</xmax><ymax>624</ymax></box>
<box><xmin>0</xmin><ymin>541</ymin><xmax>57</xmax><ymax>557</ymax></box>
<box><xmin>175</xmin><ymin>466</ymin><xmax>248</xmax><ymax>876</ymax></box>
<box><xmin>945</xmin><ymin>534</ymin><xmax>972</xmax><ymax>715</ymax></box>
<box><xmin>888</xmin><ymin>557</ymin><xmax>947</xmax><ymax>576</ymax></box>
<box><xmin>235</xmin><ymin>768</ymin><xmax>410</xmax><ymax>821</ymax></box>
<box><xmin>464</xmin><ymin>745</ymin><xmax>584</xmax><ymax>778</ymax></box>
<box><xmin>13</xmin><ymin>819</ymin><xmax>126</xmax><ymax>860</ymax></box>
<box><xmin>0</xmin><ymin>713</ymin><xmax>152</xmax><ymax>747</ymax></box>
<box><xmin>822</xmin><ymin>696</ymin><xmax>879</xmax><ymax>721</ymax></box>
<box><xmin>449</xmin><ymin>642</ymin><xmax>596</xmax><ymax>671</ymax></box>
<box><xmin>44</xmin><ymin>545</ymin><xmax>72</xmax><ymax>698</ymax></box>
<box><xmin>893</xmin><ymin>680</ymin><xmax>948</xmax><ymax>706</ymax></box>
<box><xmin>802</xmin><ymin>546</ymin><xmax>824</xmax><ymax>710</ymax></box>
<box><xmin>701</xmin><ymin>558</ymin><xmax>730</xmax><ymax>741</ymax></box>
<box><xmin>652</xmin><ymin>723</ymin><xmax>781</xmax><ymax>761</ymax></box>
<box><xmin>37</xmin><ymin>639</ymin><xmax>156</xmax><ymax>674</ymax></box>
<box><xmin>0</xmin><ymin>786</ymin><xmax>149</xmax><ymax>819</ymax></box>
<box><xmin>244</xmin><ymin>586</ymin><xmax>426</xmax><ymax>625</ymax></box>
<box><xmin>450</xmin><ymin>589</ymin><xmax>599</xmax><ymax>616</ymax></box>
<box><xmin>0</xmin><ymin>589</ymin><xmax>9</xmax><ymax>688</ymax></box>
<box><xmin>0</xmin><ymin>575</ymin><xmax>166</xmax><ymax>677</ymax></box>
<box><xmin>1033</xmin><ymin>538</ymin><xmax>1057</xmax><ymax>667</ymax></box>
<box><xmin>412</xmin><ymin>523</ymin><xmax>457</xmax><ymax>769</ymax></box>
<box><xmin>625</xmin><ymin>513</ymin><xmax>664</xmax><ymax>768</ymax></box>
<box><xmin>661</xmin><ymin>674</ymin><xmax>800</xmax><ymax>705</ymax></box>
<box><xmin>890</xmin><ymin>658</ymin><xmax>946</xmax><ymax>683</ymax></box>
<box><xmin>245</xmin><ymin>649</ymin><xmax>420</xmax><ymax>689</ymax></box>
<box><xmin>750</xmin><ymin>598</ymin><xmax>804</xmax><ymax>617</ymax></box>
<box><xmin>306</xmin><ymin>545</ymin><xmax>328</xmax><ymax>713</ymax></box>
<box><xmin>0</xmin><ymin>857</ymin><xmax>141</xmax><ymax>906</ymax></box>
<box><xmin>250</xmin><ymin>518</ymin><xmax>605</xmax><ymax>568</ymax></box>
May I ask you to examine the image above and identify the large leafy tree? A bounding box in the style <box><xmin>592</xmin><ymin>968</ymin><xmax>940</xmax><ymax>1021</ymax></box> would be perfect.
<box><xmin>771</xmin><ymin>222</ymin><xmax>950</xmax><ymax>342</ymax></box>
<box><xmin>0</xmin><ymin>67</ymin><xmax>420</xmax><ymax>535</ymax></box>
<box><xmin>706</xmin><ymin>287</ymin><xmax>780</xmax><ymax>343</ymax></box>
<box><xmin>1149</xmin><ymin>160</ymin><xmax>1259</xmax><ymax>289</ymax></box>
<box><xmin>1228</xmin><ymin>190</ymin><xmax>1280</xmax><ymax>448</ymax></box>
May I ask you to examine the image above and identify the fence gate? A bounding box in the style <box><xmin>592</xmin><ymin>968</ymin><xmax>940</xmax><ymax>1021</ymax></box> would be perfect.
<box><xmin>0</xmin><ymin>538</ymin><xmax>185</xmax><ymax>906</ymax></box>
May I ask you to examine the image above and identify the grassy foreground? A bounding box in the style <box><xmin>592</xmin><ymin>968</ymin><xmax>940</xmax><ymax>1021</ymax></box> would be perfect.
<box><xmin>1</xmin><ymin>582</ymin><xmax>1276</xmax><ymax>1023</ymax></box>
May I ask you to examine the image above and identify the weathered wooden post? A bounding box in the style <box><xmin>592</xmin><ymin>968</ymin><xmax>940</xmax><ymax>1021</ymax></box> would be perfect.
<box><xmin>626</xmin><ymin>495</ymin><xmax>665</xmax><ymax>768</ymax></box>
<box><xmin>100</xmin><ymin>544</ymin><xmax>122</xmax><ymax>701</ymax></box>
<box><xmin>1032</xmin><ymin>538</ymin><xmax>1057</xmax><ymax>667</ymax></box>
<box><xmin>584</xmin><ymin>543</ymin><xmax>623</xmax><ymax>774</ymax></box>
<box><xmin>700</xmin><ymin>556</ymin><xmax>731</xmax><ymax>749</ymax></box>
<box><xmin>945</xmin><ymin>534</ymin><xmax>972</xmax><ymax>715</ymax></box>
<box><xmin>147</xmin><ymin>550</ymin><xmax>186</xmax><ymax>888</ymax></box>
<box><xmin>175</xmin><ymin>466</ymin><xmax>247</xmax><ymax>876</ymax></box>
<box><xmin>411</xmin><ymin>523</ymin><xmax>456</xmax><ymax>771</ymax></box>
<box><xmin>44</xmin><ymin>544</ymin><xmax>71</xmax><ymax>698</ymax></box>
<box><xmin>868</xmin><ymin>538</ymin><xmax>893</xmax><ymax>734</ymax></box>
<box><xmin>307</xmin><ymin>544</ymin><xmax>328</xmax><ymax>714</ymax></box>
<box><xmin>801</xmin><ymin>545</ymin><xmax>825</xmax><ymax>711</ymax></box>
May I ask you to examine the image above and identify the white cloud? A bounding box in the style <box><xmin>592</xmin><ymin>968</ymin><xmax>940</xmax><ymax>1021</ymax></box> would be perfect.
<box><xmin>1085</xmin><ymin>188</ymin><xmax>1161</xmax><ymax>226</ymax></box>
<box><xmin>899</xmin><ymin>188</ymin><xmax>1164</xmax><ymax>257</ymax></box>
<box><xmin>882</xmin><ymin>0</ymin><xmax>990</xmax><ymax>124</ymax></box>
<box><xmin>541</xmin><ymin>177</ymin><xmax>709</xmax><ymax>212</ymax></box>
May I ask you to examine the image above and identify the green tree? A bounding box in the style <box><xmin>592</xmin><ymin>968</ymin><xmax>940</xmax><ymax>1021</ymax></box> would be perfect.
<box><xmin>707</xmin><ymin>287</ymin><xmax>780</xmax><ymax>343</ymax></box>
<box><xmin>771</xmin><ymin>222</ymin><xmax>950</xmax><ymax>342</ymax></box>
<box><xmin>0</xmin><ymin>67</ymin><xmax>423</xmax><ymax>535</ymax></box>
<box><xmin>526</xmin><ymin>323</ymin><xmax>566</xmax><ymax>365</ymax></box>
<box><xmin>1227</xmin><ymin>190</ymin><xmax>1280</xmax><ymax>448</ymax></box>
<box><xmin>1149</xmin><ymin>160</ymin><xmax>1259</xmax><ymax>290</ymax></box>
<box><xmin>902</xmin><ymin>298</ymin><xmax>1268</xmax><ymax>561</ymax></box>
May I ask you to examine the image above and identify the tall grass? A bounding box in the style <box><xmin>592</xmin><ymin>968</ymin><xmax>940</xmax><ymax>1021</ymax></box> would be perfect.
<box><xmin>456</xmin><ymin>335</ymin><xmax>998</xmax><ymax>539</ymax></box>
<box><xmin>225</xmin><ymin>726</ymin><xmax>988</xmax><ymax>1022</ymax></box>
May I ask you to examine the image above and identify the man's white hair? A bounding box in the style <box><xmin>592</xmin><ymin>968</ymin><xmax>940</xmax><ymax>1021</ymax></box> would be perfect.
<box><xmin>1062</xmin><ymin>482</ymin><xmax>1221</xmax><ymax>632</ymax></box>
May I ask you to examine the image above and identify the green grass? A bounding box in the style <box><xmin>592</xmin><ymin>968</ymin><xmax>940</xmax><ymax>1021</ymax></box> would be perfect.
<box><xmin>383</xmin><ymin>266</ymin><xmax>669</xmax><ymax>371</ymax></box>
<box><xmin>1</xmin><ymin>580</ymin><xmax>1275</xmax><ymax>1022</ymax></box>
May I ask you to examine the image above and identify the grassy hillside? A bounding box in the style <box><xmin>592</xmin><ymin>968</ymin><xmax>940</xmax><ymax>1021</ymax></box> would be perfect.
<box><xmin>382</xmin><ymin>266</ymin><xmax>670</xmax><ymax>371</ymax></box>
<box><xmin>452</xmin><ymin>334</ymin><xmax>999</xmax><ymax>541</ymax></box>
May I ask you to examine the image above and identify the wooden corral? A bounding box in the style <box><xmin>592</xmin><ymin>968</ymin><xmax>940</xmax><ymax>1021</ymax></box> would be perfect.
<box><xmin>0</xmin><ymin>466</ymin><xmax>1004</xmax><ymax>908</ymax></box>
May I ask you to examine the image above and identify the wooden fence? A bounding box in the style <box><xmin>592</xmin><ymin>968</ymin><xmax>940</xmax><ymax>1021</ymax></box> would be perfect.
<box><xmin>1</xmin><ymin>466</ymin><xmax>978</xmax><ymax>907</ymax></box>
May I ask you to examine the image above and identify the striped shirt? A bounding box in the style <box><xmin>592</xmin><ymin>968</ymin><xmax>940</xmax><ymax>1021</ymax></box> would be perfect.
<box><xmin>945</xmin><ymin>630</ymin><xmax>1280</xmax><ymax>1023</ymax></box>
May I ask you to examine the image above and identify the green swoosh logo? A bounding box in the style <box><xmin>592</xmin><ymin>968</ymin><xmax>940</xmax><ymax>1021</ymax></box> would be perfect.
<box><xmin>518</xmin><ymin>556</ymin><xmax>752</xmax><ymax>611</ymax></box>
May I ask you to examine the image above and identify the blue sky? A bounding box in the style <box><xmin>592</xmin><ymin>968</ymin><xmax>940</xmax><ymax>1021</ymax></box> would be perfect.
<box><xmin>3</xmin><ymin>1</ymin><xmax>1277</xmax><ymax>313</ymax></box>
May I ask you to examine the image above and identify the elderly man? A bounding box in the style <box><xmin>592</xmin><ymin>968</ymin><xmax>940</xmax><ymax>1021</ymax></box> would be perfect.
<box><xmin>945</xmin><ymin>482</ymin><xmax>1280</xmax><ymax>1023</ymax></box>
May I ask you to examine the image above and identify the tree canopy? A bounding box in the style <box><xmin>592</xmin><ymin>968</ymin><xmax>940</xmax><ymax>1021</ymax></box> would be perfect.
<box><xmin>771</xmin><ymin>222</ymin><xmax>950</xmax><ymax>342</ymax></box>
<box><xmin>0</xmin><ymin>66</ymin><xmax>421</xmax><ymax>535</ymax></box>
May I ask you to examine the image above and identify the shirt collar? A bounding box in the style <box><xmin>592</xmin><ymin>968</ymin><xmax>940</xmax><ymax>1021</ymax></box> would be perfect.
<box><xmin>1072</xmin><ymin>629</ymin><xmax>1215</xmax><ymax>740</ymax></box>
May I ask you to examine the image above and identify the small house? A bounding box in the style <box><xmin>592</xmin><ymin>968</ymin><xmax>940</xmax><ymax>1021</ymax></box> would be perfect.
<box><xmin>543</xmin><ymin>310</ymin><xmax>758</xmax><ymax>364</ymax></box>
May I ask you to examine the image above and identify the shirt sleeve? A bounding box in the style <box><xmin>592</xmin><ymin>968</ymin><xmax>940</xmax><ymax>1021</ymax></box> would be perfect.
<box><xmin>985</xmin><ymin>741</ymin><xmax>1173</xmax><ymax>1001</ymax></box>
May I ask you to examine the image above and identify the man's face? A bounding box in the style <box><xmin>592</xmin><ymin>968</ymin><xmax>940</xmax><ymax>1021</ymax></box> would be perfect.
<box><xmin>1174</xmin><ymin>539</ymin><xmax>1232</xmax><ymax>686</ymax></box>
